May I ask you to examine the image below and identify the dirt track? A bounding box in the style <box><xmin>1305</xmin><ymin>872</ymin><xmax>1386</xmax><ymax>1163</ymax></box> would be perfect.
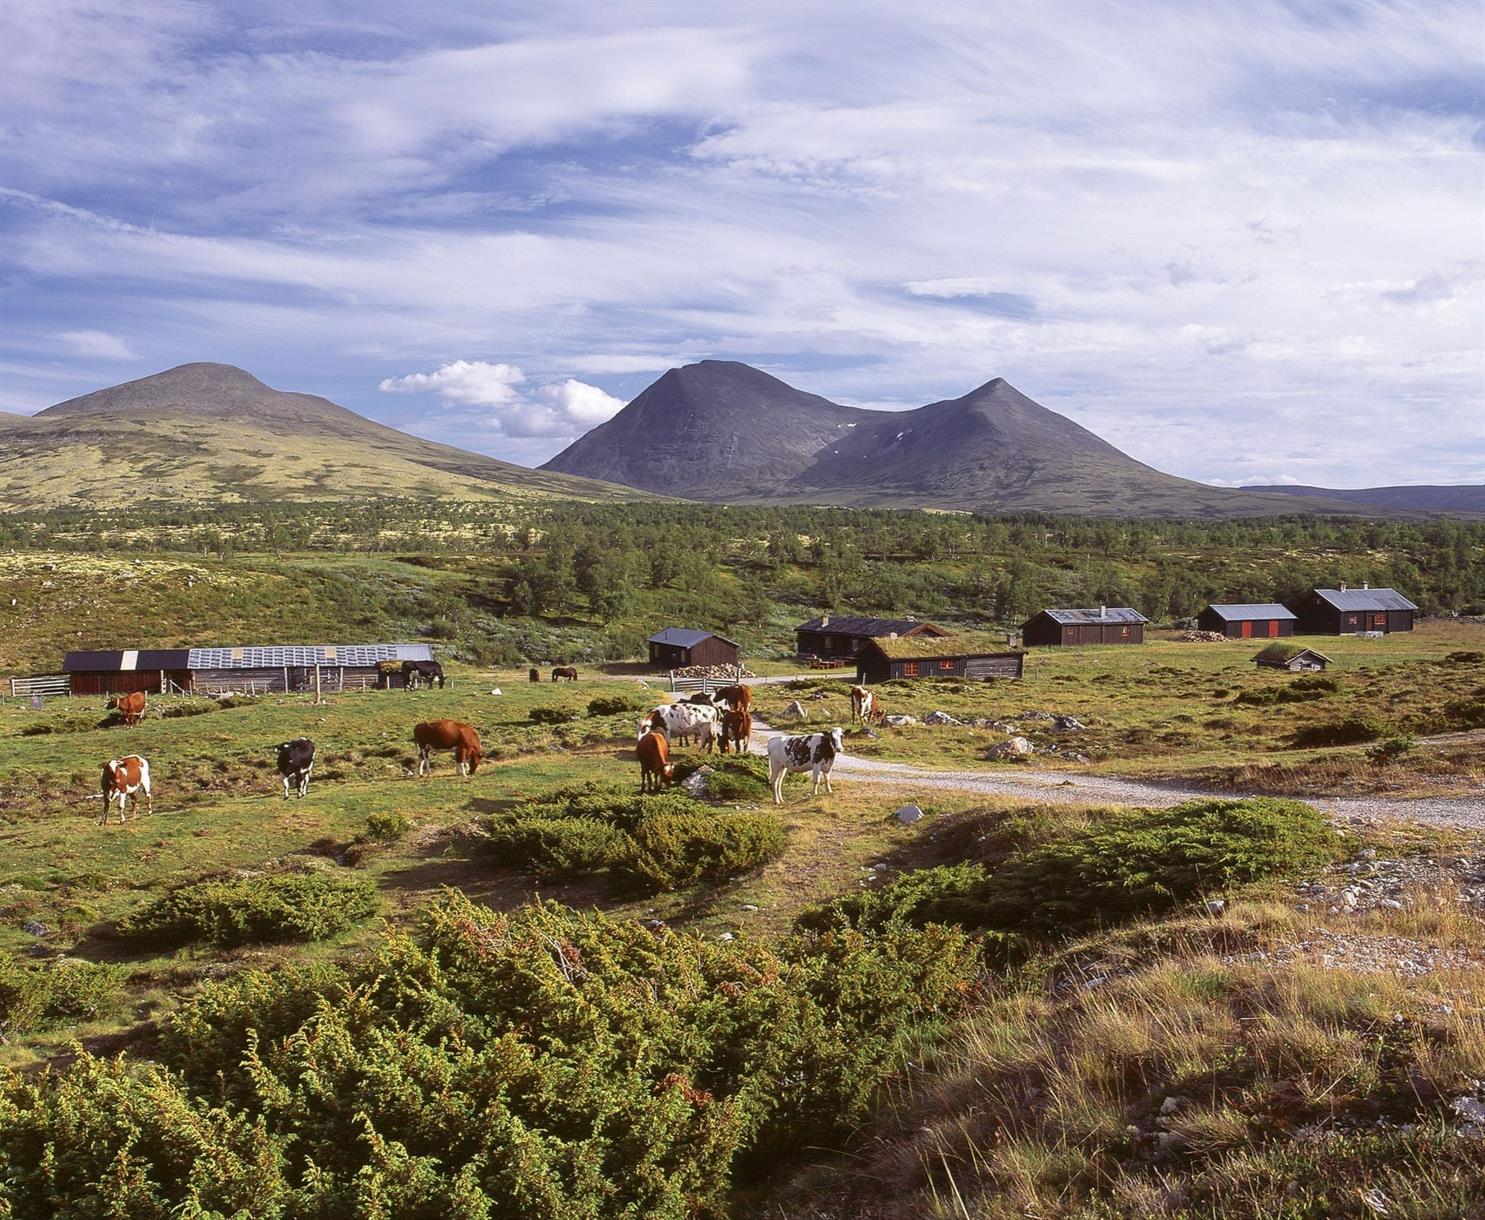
<box><xmin>746</xmin><ymin>721</ymin><xmax>1485</xmax><ymax>829</ymax></box>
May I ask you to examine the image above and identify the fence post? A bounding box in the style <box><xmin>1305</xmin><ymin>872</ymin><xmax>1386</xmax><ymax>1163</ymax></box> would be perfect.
<box><xmin>314</xmin><ymin>665</ymin><xmax>322</xmax><ymax>704</ymax></box>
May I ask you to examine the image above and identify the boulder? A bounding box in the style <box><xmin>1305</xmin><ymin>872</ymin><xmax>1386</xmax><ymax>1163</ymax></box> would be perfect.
<box><xmin>1052</xmin><ymin>714</ymin><xmax>1086</xmax><ymax>731</ymax></box>
<box><xmin>782</xmin><ymin>700</ymin><xmax>809</xmax><ymax>721</ymax></box>
<box><xmin>682</xmin><ymin>766</ymin><xmax>715</xmax><ymax>798</ymax></box>
<box><xmin>20</xmin><ymin>920</ymin><xmax>47</xmax><ymax>937</ymax></box>
<box><xmin>895</xmin><ymin>804</ymin><xmax>925</xmax><ymax>825</ymax></box>
<box><xmin>489</xmin><ymin>688</ymin><xmax>503</xmax><ymax>696</ymax></box>
<box><xmin>987</xmin><ymin>736</ymin><xmax>1034</xmax><ymax>760</ymax></box>
<box><xmin>923</xmin><ymin>711</ymin><xmax>962</xmax><ymax>726</ymax></box>
<box><xmin>1019</xmin><ymin>710</ymin><xmax>1053</xmax><ymax>721</ymax></box>
<box><xmin>883</xmin><ymin>714</ymin><xmax>918</xmax><ymax>727</ymax></box>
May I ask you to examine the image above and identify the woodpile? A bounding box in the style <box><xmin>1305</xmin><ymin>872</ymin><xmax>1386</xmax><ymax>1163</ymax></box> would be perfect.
<box><xmin>671</xmin><ymin>663</ymin><xmax>757</xmax><ymax>680</ymax></box>
<box><xmin>1176</xmin><ymin>630</ymin><xmax>1226</xmax><ymax>643</ymax></box>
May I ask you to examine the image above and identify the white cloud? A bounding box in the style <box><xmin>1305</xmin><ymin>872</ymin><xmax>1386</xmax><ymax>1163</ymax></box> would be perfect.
<box><xmin>379</xmin><ymin>360</ymin><xmax>526</xmax><ymax>405</ymax></box>
<box><xmin>536</xmin><ymin>378</ymin><xmax>624</xmax><ymax>424</ymax></box>
<box><xmin>59</xmin><ymin>329</ymin><xmax>137</xmax><ymax>359</ymax></box>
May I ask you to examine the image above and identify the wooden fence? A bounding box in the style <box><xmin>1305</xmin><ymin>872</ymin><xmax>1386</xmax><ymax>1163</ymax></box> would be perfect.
<box><xmin>8</xmin><ymin>674</ymin><xmax>71</xmax><ymax>699</ymax></box>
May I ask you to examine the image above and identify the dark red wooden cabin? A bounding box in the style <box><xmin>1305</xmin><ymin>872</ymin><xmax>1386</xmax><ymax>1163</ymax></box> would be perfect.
<box><xmin>1196</xmin><ymin>603</ymin><xmax>1297</xmax><ymax>640</ymax></box>
<box><xmin>646</xmin><ymin>628</ymin><xmax>741</xmax><ymax>670</ymax></box>
<box><xmin>1287</xmin><ymin>587</ymin><xmax>1416</xmax><ymax>635</ymax></box>
<box><xmin>1021</xmin><ymin>607</ymin><xmax>1147</xmax><ymax>646</ymax></box>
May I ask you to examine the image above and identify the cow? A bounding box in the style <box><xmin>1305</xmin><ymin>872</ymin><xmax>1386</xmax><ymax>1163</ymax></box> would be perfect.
<box><xmin>402</xmin><ymin>660</ymin><xmax>446</xmax><ymax>690</ymax></box>
<box><xmin>719</xmin><ymin>707</ymin><xmax>752</xmax><ymax>754</ymax></box>
<box><xmin>637</xmin><ymin>701</ymin><xmax>719</xmax><ymax>751</ymax></box>
<box><xmin>636</xmin><ymin>729</ymin><xmax>675</xmax><ymax>792</ymax></box>
<box><xmin>412</xmin><ymin>720</ymin><xmax>482</xmax><ymax>776</ymax></box>
<box><xmin>714</xmin><ymin>684</ymin><xmax>752</xmax><ymax>712</ymax></box>
<box><xmin>276</xmin><ymin>737</ymin><xmax>315</xmax><ymax>799</ymax></box>
<box><xmin>107</xmin><ymin>690</ymin><xmax>147</xmax><ymax>726</ymax></box>
<box><xmin>528</xmin><ymin>667</ymin><xmax>541</xmax><ymax>683</ymax></box>
<box><xmin>849</xmin><ymin>685</ymin><xmax>875</xmax><ymax>724</ymax></box>
<box><xmin>100</xmin><ymin>755</ymin><xmax>152</xmax><ymax>824</ymax></box>
<box><xmin>766</xmin><ymin>728</ymin><xmax>845</xmax><ymax>805</ymax></box>
<box><xmin>551</xmin><ymin>666</ymin><xmax>578</xmax><ymax>683</ymax></box>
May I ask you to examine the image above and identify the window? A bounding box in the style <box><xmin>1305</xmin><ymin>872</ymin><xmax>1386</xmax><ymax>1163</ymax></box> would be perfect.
<box><xmin>1120</xmin><ymin>626</ymin><xmax>1130</xmax><ymax>639</ymax></box>
<box><xmin>939</xmin><ymin>658</ymin><xmax>956</xmax><ymax>671</ymax></box>
<box><xmin>902</xmin><ymin>662</ymin><xmax>919</xmax><ymax>677</ymax></box>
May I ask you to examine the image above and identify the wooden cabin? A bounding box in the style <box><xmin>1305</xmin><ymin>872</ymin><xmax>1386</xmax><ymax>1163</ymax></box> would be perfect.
<box><xmin>646</xmin><ymin>628</ymin><xmax>741</xmax><ymax>670</ymax></box>
<box><xmin>1254</xmin><ymin>643</ymin><xmax>1333</xmax><ymax>672</ymax></box>
<box><xmin>1197</xmin><ymin>603</ymin><xmax>1297</xmax><ymax>640</ymax></box>
<box><xmin>61</xmin><ymin>643</ymin><xmax>433</xmax><ymax>696</ymax></box>
<box><xmin>1021</xmin><ymin>607</ymin><xmax>1147</xmax><ymax>647</ymax></box>
<box><xmin>1288</xmin><ymin>587</ymin><xmax>1416</xmax><ymax>635</ymax></box>
<box><xmin>855</xmin><ymin>633</ymin><xmax>1023</xmax><ymax>684</ymax></box>
<box><xmin>794</xmin><ymin>615</ymin><xmax>948</xmax><ymax>660</ymax></box>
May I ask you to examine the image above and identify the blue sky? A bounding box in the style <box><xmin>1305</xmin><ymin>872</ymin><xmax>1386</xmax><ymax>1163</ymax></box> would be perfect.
<box><xmin>1</xmin><ymin>0</ymin><xmax>1481</xmax><ymax>486</ymax></box>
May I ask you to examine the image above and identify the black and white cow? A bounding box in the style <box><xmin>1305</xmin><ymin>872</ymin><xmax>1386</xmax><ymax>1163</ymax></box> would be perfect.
<box><xmin>402</xmin><ymin>660</ymin><xmax>446</xmax><ymax>690</ymax></box>
<box><xmin>276</xmin><ymin>737</ymin><xmax>316</xmax><ymax>799</ymax></box>
<box><xmin>766</xmin><ymin>727</ymin><xmax>844</xmax><ymax>805</ymax></box>
<box><xmin>637</xmin><ymin>701</ymin><xmax>719</xmax><ymax>750</ymax></box>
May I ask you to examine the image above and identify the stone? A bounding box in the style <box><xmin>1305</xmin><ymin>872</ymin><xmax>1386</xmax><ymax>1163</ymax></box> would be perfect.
<box><xmin>1205</xmin><ymin>900</ymin><xmax>1226</xmax><ymax>916</ymax></box>
<box><xmin>1052</xmin><ymin>715</ymin><xmax>1086</xmax><ymax>731</ymax></box>
<box><xmin>682</xmin><ymin>766</ymin><xmax>715</xmax><ymax>798</ymax></box>
<box><xmin>1380</xmin><ymin>899</ymin><xmax>1403</xmax><ymax>910</ymax></box>
<box><xmin>782</xmin><ymin>700</ymin><xmax>809</xmax><ymax>721</ymax></box>
<box><xmin>883</xmin><ymin>714</ymin><xmax>918</xmax><ymax>727</ymax></box>
<box><xmin>1159</xmin><ymin>1095</ymin><xmax>1189</xmax><ymax>1117</ymax></box>
<box><xmin>717</xmin><ymin>931</ymin><xmax>735</xmax><ymax>942</ymax></box>
<box><xmin>21</xmin><ymin>920</ymin><xmax>47</xmax><ymax>937</ymax></box>
<box><xmin>987</xmin><ymin>736</ymin><xmax>1034</xmax><ymax>760</ymax></box>
<box><xmin>923</xmin><ymin>711</ymin><xmax>961</xmax><ymax>726</ymax></box>
<box><xmin>740</xmin><ymin>903</ymin><xmax>758</xmax><ymax>912</ymax></box>
<box><xmin>895</xmin><ymin>804</ymin><xmax>925</xmax><ymax>825</ymax></box>
<box><xmin>489</xmin><ymin>688</ymin><xmax>503</xmax><ymax>696</ymax></box>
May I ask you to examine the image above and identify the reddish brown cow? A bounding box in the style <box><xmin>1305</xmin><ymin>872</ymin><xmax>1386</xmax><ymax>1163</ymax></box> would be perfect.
<box><xmin>720</xmin><ymin>707</ymin><xmax>752</xmax><ymax>754</ymax></box>
<box><xmin>107</xmin><ymin>690</ymin><xmax>148</xmax><ymax>726</ymax></box>
<box><xmin>100</xmin><ymin>755</ymin><xmax>152</xmax><ymax>824</ymax></box>
<box><xmin>637</xmin><ymin>729</ymin><xmax>675</xmax><ymax>792</ymax></box>
<box><xmin>412</xmin><ymin>720</ymin><xmax>483</xmax><ymax>776</ymax></box>
<box><xmin>715</xmin><ymin>684</ymin><xmax>752</xmax><ymax>712</ymax></box>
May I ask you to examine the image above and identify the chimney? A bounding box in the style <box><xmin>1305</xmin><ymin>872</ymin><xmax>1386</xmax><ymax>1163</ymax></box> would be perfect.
<box><xmin>1099</xmin><ymin>604</ymin><xmax>1106</xmax><ymax>619</ymax></box>
<box><xmin>1362</xmin><ymin>581</ymin><xmax>1369</xmax><ymax>590</ymax></box>
<box><xmin>888</xmin><ymin>632</ymin><xmax>898</xmax><ymax>638</ymax></box>
<box><xmin>1340</xmin><ymin>581</ymin><xmax>1347</xmax><ymax>591</ymax></box>
<box><xmin>821</xmin><ymin>613</ymin><xmax>830</xmax><ymax>627</ymax></box>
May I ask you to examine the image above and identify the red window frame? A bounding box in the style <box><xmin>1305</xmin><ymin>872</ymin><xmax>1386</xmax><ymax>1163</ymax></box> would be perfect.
<box><xmin>939</xmin><ymin>658</ymin><xmax>956</xmax><ymax>671</ymax></box>
<box><xmin>902</xmin><ymin>661</ymin><xmax>919</xmax><ymax>677</ymax></box>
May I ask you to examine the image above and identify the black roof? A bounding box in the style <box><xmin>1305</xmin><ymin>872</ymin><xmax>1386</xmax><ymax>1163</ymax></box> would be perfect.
<box><xmin>795</xmin><ymin>615</ymin><xmax>942</xmax><ymax>637</ymax></box>
<box><xmin>63</xmin><ymin>649</ymin><xmax>191</xmax><ymax>673</ymax></box>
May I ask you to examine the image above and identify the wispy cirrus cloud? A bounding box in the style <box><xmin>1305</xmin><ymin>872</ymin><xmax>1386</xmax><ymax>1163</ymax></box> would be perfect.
<box><xmin>0</xmin><ymin>0</ymin><xmax>1479</xmax><ymax>481</ymax></box>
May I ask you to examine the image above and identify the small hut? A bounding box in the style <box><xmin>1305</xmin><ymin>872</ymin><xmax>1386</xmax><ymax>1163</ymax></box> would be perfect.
<box><xmin>1253</xmin><ymin>643</ymin><xmax>1333</xmax><ymax>672</ymax></box>
<box><xmin>646</xmin><ymin>629</ymin><xmax>741</xmax><ymax>670</ymax></box>
<box><xmin>855</xmin><ymin>633</ymin><xmax>1023</xmax><ymax>684</ymax></box>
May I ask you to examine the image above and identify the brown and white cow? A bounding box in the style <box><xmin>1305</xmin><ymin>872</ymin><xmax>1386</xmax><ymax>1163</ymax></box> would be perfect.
<box><xmin>636</xmin><ymin>729</ymin><xmax>675</xmax><ymax>792</ymax></box>
<box><xmin>107</xmin><ymin>690</ymin><xmax>148</xmax><ymax>726</ymax></box>
<box><xmin>412</xmin><ymin>720</ymin><xmax>483</xmax><ymax>776</ymax></box>
<box><xmin>100</xmin><ymin>755</ymin><xmax>153</xmax><ymax>824</ymax></box>
<box><xmin>849</xmin><ymin>685</ymin><xmax>875</xmax><ymax>724</ymax></box>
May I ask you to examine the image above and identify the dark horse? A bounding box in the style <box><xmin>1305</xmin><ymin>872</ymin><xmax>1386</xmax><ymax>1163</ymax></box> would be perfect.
<box><xmin>551</xmin><ymin>666</ymin><xmax>578</xmax><ymax>682</ymax></box>
<box><xmin>402</xmin><ymin>659</ymin><xmax>447</xmax><ymax>689</ymax></box>
<box><xmin>528</xmin><ymin>667</ymin><xmax>541</xmax><ymax>683</ymax></box>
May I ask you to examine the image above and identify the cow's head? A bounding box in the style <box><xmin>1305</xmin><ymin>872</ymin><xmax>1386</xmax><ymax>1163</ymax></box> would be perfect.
<box><xmin>827</xmin><ymin>727</ymin><xmax>845</xmax><ymax>756</ymax></box>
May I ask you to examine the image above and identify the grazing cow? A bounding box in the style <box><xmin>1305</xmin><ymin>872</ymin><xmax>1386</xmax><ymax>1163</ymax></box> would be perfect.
<box><xmin>402</xmin><ymin>660</ymin><xmax>446</xmax><ymax>690</ymax></box>
<box><xmin>849</xmin><ymin>685</ymin><xmax>875</xmax><ymax>724</ymax></box>
<box><xmin>637</xmin><ymin>701</ymin><xmax>719</xmax><ymax>750</ymax></box>
<box><xmin>714</xmin><ymin>684</ymin><xmax>752</xmax><ymax>712</ymax></box>
<box><xmin>766</xmin><ymin>728</ymin><xmax>845</xmax><ymax>805</ymax></box>
<box><xmin>276</xmin><ymin>737</ymin><xmax>315</xmax><ymax>799</ymax></box>
<box><xmin>719</xmin><ymin>707</ymin><xmax>752</xmax><ymax>754</ymax></box>
<box><xmin>528</xmin><ymin>667</ymin><xmax>541</xmax><ymax>683</ymax></box>
<box><xmin>636</xmin><ymin>729</ymin><xmax>675</xmax><ymax>792</ymax></box>
<box><xmin>107</xmin><ymin>690</ymin><xmax>147</xmax><ymax>726</ymax></box>
<box><xmin>100</xmin><ymin>755</ymin><xmax>152</xmax><ymax>824</ymax></box>
<box><xmin>412</xmin><ymin>720</ymin><xmax>482</xmax><ymax>776</ymax></box>
<box><xmin>551</xmin><ymin>666</ymin><xmax>578</xmax><ymax>683</ymax></box>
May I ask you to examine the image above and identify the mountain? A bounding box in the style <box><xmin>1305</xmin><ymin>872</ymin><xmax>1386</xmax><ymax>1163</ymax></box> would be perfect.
<box><xmin>1243</xmin><ymin>484</ymin><xmax>1485</xmax><ymax>516</ymax></box>
<box><xmin>0</xmin><ymin>363</ymin><xmax>643</xmax><ymax>510</ymax></box>
<box><xmin>544</xmin><ymin>362</ymin><xmax>1369</xmax><ymax>517</ymax></box>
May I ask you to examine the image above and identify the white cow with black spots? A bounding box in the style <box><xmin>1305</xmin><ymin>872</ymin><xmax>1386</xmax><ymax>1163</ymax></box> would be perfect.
<box><xmin>637</xmin><ymin>701</ymin><xmax>719</xmax><ymax>751</ymax></box>
<box><xmin>767</xmin><ymin>727</ymin><xmax>844</xmax><ymax>805</ymax></box>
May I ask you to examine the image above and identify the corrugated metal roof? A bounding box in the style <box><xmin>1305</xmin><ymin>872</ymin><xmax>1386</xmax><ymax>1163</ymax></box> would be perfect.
<box><xmin>1312</xmin><ymin>588</ymin><xmax>1417</xmax><ymax>612</ymax></box>
<box><xmin>63</xmin><ymin>649</ymin><xmax>192</xmax><ymax>673</ymax></box>
<box><xmin>647</xmin><ymin>628</ymin><xmax>736</xmax><ymax>649</ymax></box>
<box><xmin>1037</xmin><ymin>607</ymin><xmax>1149</xmax><ymax>625</ymax></box>
<box><xmin>186</xmin><ymin>643</ymin><xmax>433</xmax><ymax>669</ymax></box>
<box><xmin>1206</xmin><ymin>603</ymin><xmax>1297</xmax><ymax>621</ymax></box>
<box><xmin>795</xmin><ymin>615</ymin><xmax>945</xmax><ymax>638</ymax></box>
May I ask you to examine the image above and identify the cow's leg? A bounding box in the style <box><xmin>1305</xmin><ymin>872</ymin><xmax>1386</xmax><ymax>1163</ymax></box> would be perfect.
<box><xmin>99</xmin><ymin>792</ymin><xmax>111</xmax><ymax>826</ymax></box>
<box><xmin>812</xmin><ymin>767</ymin><xmax>822</xmax><ymax>796</ymax></box>
<box><xmin>771</xmin><ymin>766</ymin><xmax>785</xmax><ymax>805</ymax></box>
<box><xmin>300</xmin><ymin>763</ymin><xmax>311</xmax><ymax>797</ymax></box>
<box><xmin>823</xmin><ymin>763</ymin><xmax>833</xmax><ymax>794</ymax></box>
<box><xmin>418</xmin><ymin>746</ymin><xmax>430</xmax><ymax>776</ymax></box>
<box><xmin>282</xmin><ymin>772</ymin><xmax>291</xmax><ymax>799</ymax></box>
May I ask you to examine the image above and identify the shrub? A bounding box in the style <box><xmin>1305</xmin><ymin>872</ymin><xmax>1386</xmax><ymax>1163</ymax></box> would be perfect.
<box><xmin>365</xmin><ymin>811</ymin><xmax>412</xmax><ymax>841</ymax></box>
<box><xmin>985</xmin><ymin>797</ymin><xmax>1340</xmax><ymax>932</ymax></box>
<box><xmin>629</xmin><ymin>810</ymin><xmax>785</xmax><ymax>891</ymax></box>
<box><xmin>1443</xmin><ymin>697</ymin><xmax>1485</xmax><ymax>730</ymax></box>
<box><xmin>160</xmin><ymin>699</ymin><xmax>217</xmax><ymax>719</ymax></box>
<box><xmin>529</xmin><ymin>706</ymin><xmax>579</xmax><ymax>725</ymax></box>
<box><xmin>1292</xmin><ymin>716</ymin><xmax>1387</xmax><ymax>747</ymax></box>
<box><xmin>120</xmin><ymin>869</ymin><xmax>378</xmax><ymax>948</ymax></box>
<box><xmin>1366</xmin><ymin>733</ymin><xmax>1416</xmax><ymax>764</ymax></box>
<box><xmin>1444</xmin><ymin>650</ymin><xmax>1483</xmax><ymax>664</ymax></box>
<box><xmin>587</xmin><ymin>694</ymin><xmax>643</xmax><ymax>717</ymax></box>
<box><xmin>0</xmin><ymin>955</ymin><xmax>122</xmax><ymax>1034</ymax></box>
<box><xmin>1234</xmin><ymin>675</ymin><xmax>1337</xmax><ymax>706</ymax></box>
<box><xmin>485</xmin><ymin>815</ymin><xmax>630</xmax><ymax>880</ymax></box>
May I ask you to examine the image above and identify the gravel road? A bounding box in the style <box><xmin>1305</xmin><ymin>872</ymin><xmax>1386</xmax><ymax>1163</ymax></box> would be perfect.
<box><xmin>745</xmin><ymin>720</ymin><xmax>1485</xmax><ymax>829</ymax></box>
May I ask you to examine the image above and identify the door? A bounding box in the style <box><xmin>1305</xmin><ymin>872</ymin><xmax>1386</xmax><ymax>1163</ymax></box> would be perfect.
<box><xmin>1240</xmin><ymin>621</ymin><xmax>1252</xmax><ymax>639</ymax></box>
<box><xmin>1267</xmin><ymin>621</ymin><xmax>1279</xmax><ymax>638</ymax></box>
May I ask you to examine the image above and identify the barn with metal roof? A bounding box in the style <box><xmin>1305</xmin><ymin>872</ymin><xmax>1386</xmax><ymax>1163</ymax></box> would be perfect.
<box><xmin>1288</xmin><ymin>587</ymin><xmax>1417</xmax><ymax>635</ymax></box>
<box><xmin>1021</xmin><ymin>606</ymin><xmax>1148</xmax><ymax>647</ymax></box>
<box><xmin>1196</xmin><ymin>603</ymin><xmax>1298</xmax><ymax>640</ymax></box>
<box><xmin>646</xmin><ymin>628</ymin><xmax>741</xmax><ymax>670</ymax></box>
<box><xmin>61</xmin><ymin>642</ymin><xmax>433</xmax><ymax>696</ymax></box>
